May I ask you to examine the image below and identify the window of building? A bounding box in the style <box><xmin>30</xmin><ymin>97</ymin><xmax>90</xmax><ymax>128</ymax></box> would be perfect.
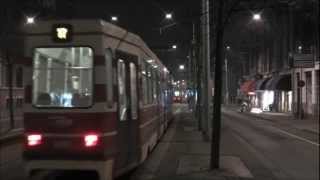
<box><xmin>16</xmin><ymin>98</ymin><xmax>23</xmax><ymax>108</ymax></box>
<box><xmin>16</xmin><ymin>67</ymin><xmax>23</xmax><ymax>88</ymax></box>
<box><xmin>5</xmin><ymin>65</ymin><xmax>10</xmax><ymax>87</ymax></box>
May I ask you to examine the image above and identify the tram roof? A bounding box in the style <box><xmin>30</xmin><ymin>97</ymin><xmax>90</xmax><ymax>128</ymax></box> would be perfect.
<box><xmin>23</xmin><ymin>19</ymin><xmax>166</xmax><ymax>72</ymax></box>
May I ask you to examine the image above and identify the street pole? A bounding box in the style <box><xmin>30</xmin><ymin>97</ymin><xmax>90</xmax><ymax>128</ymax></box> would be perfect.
<box><xmin>191</xmin><ymin>22</ymin><xmax>197</xmax><ymax>113</ymax></box>
<box><xmin>196</xmin><ymin>35</ymin><xmax>203</xmax><ymax>130</ymax></box>
<box><xmin>201</xmin><ymin>0</ymin><xmax>210</xmax><ymax>135</ymax></box>
<box><xmin>211</xmin><ymin>0</ymin><xmax>224</xmax><ymax>169</ymax></box>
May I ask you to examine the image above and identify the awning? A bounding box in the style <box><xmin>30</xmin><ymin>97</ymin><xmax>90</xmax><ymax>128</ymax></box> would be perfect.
<box><xmin>255</xmin><ymin>78</ymin><xmax>271</xmax><ymax>90</ymax></box>
<box><xmin>240</xmin><ymin>80</ymin><xmax>256</xmax><ymax>93</ymax></box>
<box><xmin>265</xmin><ymin>74</ymin><xmax>291</xmax><ymax>91</ymax></box>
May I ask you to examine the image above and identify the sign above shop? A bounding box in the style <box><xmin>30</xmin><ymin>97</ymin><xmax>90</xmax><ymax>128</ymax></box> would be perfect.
<box><xmin>293</xmin><ymin>54</ymin><xmax>314</xmax><ymax>68</ymax></box>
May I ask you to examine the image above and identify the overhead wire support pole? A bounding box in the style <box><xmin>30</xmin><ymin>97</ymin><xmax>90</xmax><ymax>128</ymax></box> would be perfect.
<box><xmin>211</xmin><ymin>0</ymin><xmax>224</xmax><ymax>169</ymax></box>
<box><xmin>201</xmin><ymin>0</ymin><xmax>210</xmax><ymax>136</ymax></box>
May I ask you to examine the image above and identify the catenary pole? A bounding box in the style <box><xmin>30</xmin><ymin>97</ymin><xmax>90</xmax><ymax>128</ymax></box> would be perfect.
<box><xmin>211</xmin><ymin>0</ymin><xmax>224</xmax><ymax>169</ymax></box>
<box><xmin>201</xmin><ymin>0</ymin><xmax>210</xmax><ymax>135</ymax></box>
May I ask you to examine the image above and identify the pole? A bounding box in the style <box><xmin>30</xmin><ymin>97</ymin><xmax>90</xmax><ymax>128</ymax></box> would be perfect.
<box><xmin>211</xmin><ymin>0</ymin><xmax>224</xmax><ymax>169</ymax></box>
<box><xmin>201</xmin><ymin>0</ymin><xmax>210</xmax><ymax>135</ymax></box>
<box><xmin>191</xmin><ymin>22</ymin><xmax>197</xmax><ymax>113</ymax></box>
<box><xmin>196</xmin><ymin>36</ymin><xmax>202</xmax><ymax>130</ymax></box>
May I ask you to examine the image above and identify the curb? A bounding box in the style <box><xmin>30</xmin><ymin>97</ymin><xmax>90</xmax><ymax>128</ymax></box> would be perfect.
<box><xmin>0</xmin><ymin>128</ymin><xmax>24</xmax><ymax>145</ymax></box>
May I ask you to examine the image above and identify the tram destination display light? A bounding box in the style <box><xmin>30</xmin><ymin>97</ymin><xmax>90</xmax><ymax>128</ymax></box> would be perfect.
<box><xmin>52</xmin><ymin>24</ymin><xmax>73</xmax><ymax>43</ymax></box>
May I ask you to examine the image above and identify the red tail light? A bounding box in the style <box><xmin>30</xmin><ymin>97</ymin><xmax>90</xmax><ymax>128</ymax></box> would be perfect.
<box><xmin>27</xmin><ymin>134</ymin><xmax>42</xmax><ymax>146</ymax></box>
<box><xmin>84</xmin><ymin>134</ymin><xmax>99</xmax><ymax>147</ymax></box>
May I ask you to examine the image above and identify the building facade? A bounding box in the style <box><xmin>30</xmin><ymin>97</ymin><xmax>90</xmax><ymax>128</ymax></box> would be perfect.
<box><xmin>0</xmin><ymin>52</ymin><xmax>24</xmax><ymax>133</ymax></box>
<box><xmin>237</xmin><ymin>0</ymin><xmax>319</xmax><ymax>120</ymax></box>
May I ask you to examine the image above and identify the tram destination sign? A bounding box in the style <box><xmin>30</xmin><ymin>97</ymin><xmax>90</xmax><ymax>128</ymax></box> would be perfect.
<box><xmin>293</xmin><ymin>54</ymin><xmax>314</xmax><ymax>68</ymax></box>
<box><xmin>52</xmin><ymin>24</ymin><xmax>73</xmax><ymax>43</ymax></box>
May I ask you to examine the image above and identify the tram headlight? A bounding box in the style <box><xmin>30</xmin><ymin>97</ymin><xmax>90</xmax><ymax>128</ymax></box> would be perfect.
<box><xmin>84</xmin><ymin>133</ymin><xmax>99</xmax><ymax>147</ymax></box>
<box><xmin>27</xmin><ymin>134</ymin><xmax>43</xmax><ymax>146</ymax></box>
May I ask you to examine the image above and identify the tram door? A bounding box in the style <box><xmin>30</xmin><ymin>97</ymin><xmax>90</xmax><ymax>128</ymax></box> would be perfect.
<box><xmin>116</xmin><ymin>55</ymin><xmax>139</xmax><ymax>169</ymax></box>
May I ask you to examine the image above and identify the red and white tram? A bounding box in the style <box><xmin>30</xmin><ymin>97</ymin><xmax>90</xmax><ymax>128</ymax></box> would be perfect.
<box><xmin>22</xmin><ymin>19</ymin><xmax>173</xmax><ymax>180</ymax></box>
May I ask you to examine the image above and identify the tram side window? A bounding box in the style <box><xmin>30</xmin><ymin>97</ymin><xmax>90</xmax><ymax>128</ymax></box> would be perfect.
<box><xmin>32</xmin><ymin>47</ymin><xmax>93</xmax><ymax>108</ymax></box>
<box><xmin>130</xmin><ymin>63</ymin><xmax>138</xmax><ymax>119</ymax></box>
<box><xmin>147</xmin><ymin>64</ymin><xmax>153</xmax><ymax>104</ymax></box>
<box><xmin>105</xmin><ymin>49</ymin><xmax>113</xmax><ymax>106</ymax></box>
<box><xmin>118</xmin><ymin>60</ymin><xmax>127</xmax><ymax>121</ymax></box>
<box><xmin>142</xmin><ymin>62</ymin><xmax>148</xmax><ymax>105</ymax></box>
<box><xmin>152</xmin><ymin>70</ymin><xmax>157</xmax><ymax>102</ymax></box>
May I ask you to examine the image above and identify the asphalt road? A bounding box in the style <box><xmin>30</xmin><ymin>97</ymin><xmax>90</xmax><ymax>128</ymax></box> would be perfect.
<box><xmin>0</xmin><ymin>105</ymin><xmax>318</xmax><ymax>180</ymax></box>
<box><xmin>221</xmin><ymin>108</ymin><xmax>319</xmax><ymax>180</ymax></box>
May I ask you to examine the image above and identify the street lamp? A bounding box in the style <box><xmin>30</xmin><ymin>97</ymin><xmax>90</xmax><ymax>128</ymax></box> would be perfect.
<box><xmin>179</xmin><ymin>64</ymin><xmax>185</xmax><ymax>70</ymax></box>
<box><xmin>298</xmin><ymin>45</ymin><xmax>302</xmax><ymax>53</ymax></box>
<box><xmin>111</xmin><ymin>16</ymin><xmax>118</xmax><ymax>22</ymax></box>
<box><xmin>172</xmin><ymin>44</ymin><xmax>177</xmax><ymax>49</ymax></box>
<box><xmin>26</xmin><ymin>16</ymin><xmax>35</xmax><ymax>24</ymax></box>
<box><xmin>165</xmin><ymin>13</ymin><xmax>173</xmax><ymax>20</ymax></box>
<box><xmin>253</xmin><ymin>13</ymin><xmax>261</xmax><ymax>21</ymax></box>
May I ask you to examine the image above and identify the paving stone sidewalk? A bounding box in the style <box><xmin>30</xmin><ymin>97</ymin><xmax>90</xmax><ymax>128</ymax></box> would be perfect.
<box><xmin>131</xmin><ymin>106</ymin><xmax>253</xmax><ymax>180</ymax></box>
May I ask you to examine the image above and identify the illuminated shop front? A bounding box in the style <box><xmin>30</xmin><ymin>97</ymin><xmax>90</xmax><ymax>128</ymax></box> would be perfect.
<box><xmin>264</xmin><ymin>74</ymin><xmax>292</xmax><ymax>112</ymax></box>
<box><xmin>255</xmin><ymin>77</ymin><xmax>274</xmax><ymax>111</ymax></box>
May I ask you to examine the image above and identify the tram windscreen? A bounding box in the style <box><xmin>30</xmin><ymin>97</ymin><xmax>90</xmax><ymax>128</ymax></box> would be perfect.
<box><xmin>32</xmin><ymin>47</ymin><xmax>93</xmax><ymax>108</ymax></box>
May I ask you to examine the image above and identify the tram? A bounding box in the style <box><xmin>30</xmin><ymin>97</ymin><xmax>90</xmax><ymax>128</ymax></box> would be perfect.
<box><xmin>22</xmin><ymin>19</ymin><xmax>173</xmax><ymax>180</ymax></box>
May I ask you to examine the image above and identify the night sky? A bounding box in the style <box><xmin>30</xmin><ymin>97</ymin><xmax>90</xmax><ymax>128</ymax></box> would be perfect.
<box><xmin>53</xmin><ymin>0</ymin><xmax>201</xmax><ymax>75</ymax></box>
<box><xmin>0</xmin><ymin>0</ymin><xmax>201</xmax><ymax>77</ymax></box>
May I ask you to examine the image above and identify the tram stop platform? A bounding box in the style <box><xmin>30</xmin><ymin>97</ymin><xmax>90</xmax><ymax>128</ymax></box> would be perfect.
<box><xmin>130</xmin><ymin>104</ymin><xmax>253</xmax><ymax>180</ymax></box>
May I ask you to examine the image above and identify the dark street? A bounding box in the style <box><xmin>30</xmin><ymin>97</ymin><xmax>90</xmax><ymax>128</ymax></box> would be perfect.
<box><xmin>0</xmin><ymin>0</ymin><xmax>319</xmax><ymax>180</ymax></box>
<box><xmin>1</xmin><ymin>104</ymin><xmax>318</xmax><ymax>180</ymax></box>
